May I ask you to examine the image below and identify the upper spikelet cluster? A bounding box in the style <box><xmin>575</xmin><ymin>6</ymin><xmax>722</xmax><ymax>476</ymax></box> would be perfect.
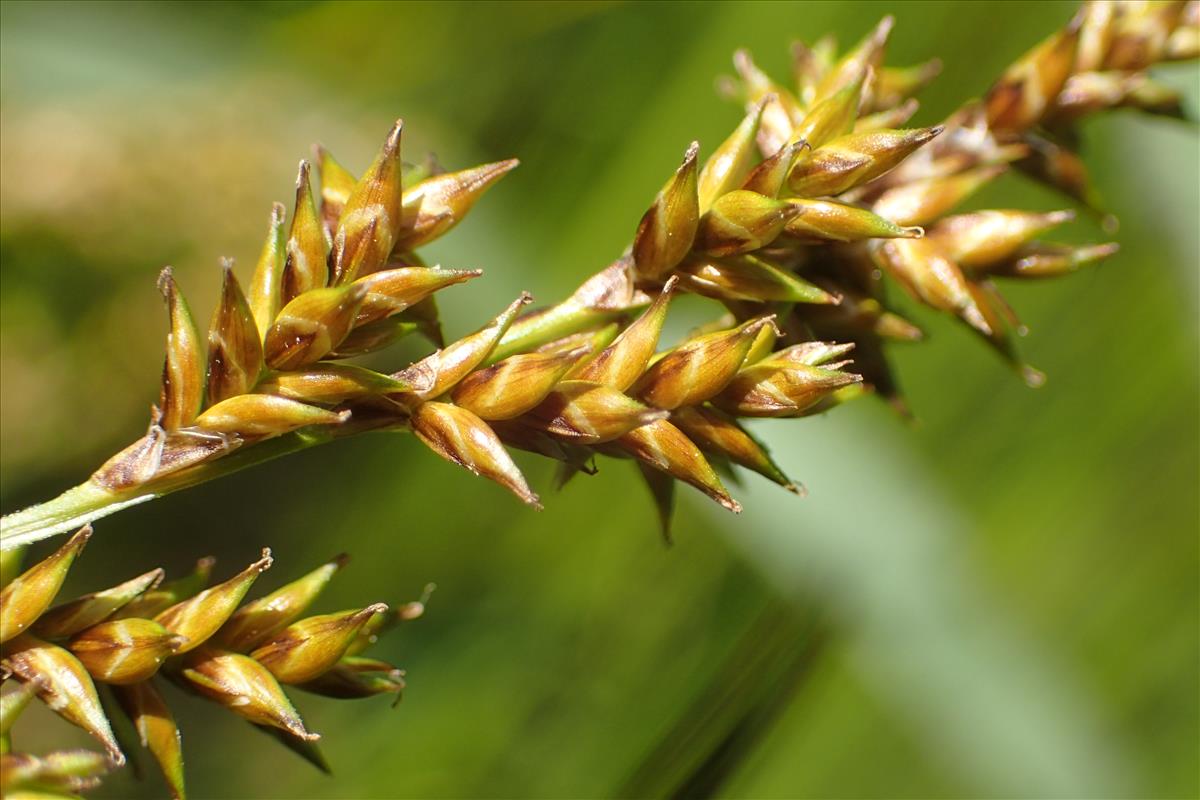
<box><xmin>0</xmin><ymin>528</ymin><xmax>424</xmax><ymax>798</ymax></box>
<box><xmin>63</xmin><ymin>1</ymin><xmax>1193</xmax><ymax>544</ymax></box>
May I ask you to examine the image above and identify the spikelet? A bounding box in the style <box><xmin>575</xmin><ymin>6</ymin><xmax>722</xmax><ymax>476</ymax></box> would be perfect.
<box><xmin>0</xmin><ymin>534</ymin><xmax>423</xmax><ymax>798</ymax></box>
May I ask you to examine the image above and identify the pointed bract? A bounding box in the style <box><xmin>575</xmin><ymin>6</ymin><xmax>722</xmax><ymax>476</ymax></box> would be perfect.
<box><xmin>331</xmin><ymin>120</ymin><xmax>404</xmax><ymax>284</ymax></box>
<box><xmin>154</xmin><ymin>550</ymin><xmax>273</xmax><ymax>654</ymax></box>
<box><xmin>282</xmin><ymin>162</ymin><xmax>330</xmax><ymax>302</ymax></box>
<box><xmin>113</xmin><ymin>681</ymin><xmax>185</xmax><ymax>800</ymax></box>
<box><xmin>615</xmin><ymin>419</ymin><xmax>740</xmax><ymax>513</ymax></box>
<box><xmin>263</xmin><ymin>284</ymin><xmax>368</xmax><ymax>369</ymax></box>
<box><xmin>207</xmin><ymin>264</ymin><xmax>264</xmax><ymax>404</ymax></box>
<box><xmin>247</xmin><ymin>203</ymin><xmax>287</xmax><ymax>344</ymax></box>
<box><xmin>217</xmin><ymin>554</ymin><xmax>349</xmax><ymax>652</ymax></box>
<box><xmin>68</xmin><ymin>619</ymin><xmax>184</xmax><ymax>685</ymax></box>
<box><xmin>180</xmin><ymin>648</ymin><xmax>317</xmax><ymax>741</ymax></box>
<box><xmin>35</xmin><ymin>568</ymin><xmax>164</xmax><ymax>639</ymax></box>
<box><xmin>3</xmin><ymin>634</ymin><xmax>124</xmax><ymax>764</ymax></box>
<box><xmin>251</xmin><ymin>605</ymin><xmax>388</xmax><ymax>686</ymax></box>
<box><xmin>633</xmin><ymin>143</ymin><xmax>700</xmax><ymax>280</ymax></box>
<box><xmin>157</xmin><ymin>270</ymin><xmax>205</xmax><ymax>431</ymax></box>
<box><xmin>0</xmin><ymin>526</ymin><xmax>90</xmax><ymax>644</ymax></box>
<box><xmin>396</xmin><ymin>159</ymin><xmax>519</xmax><ymax>249</ymax></box>
<box><xmin>411</xmin><ymin>402</ymin><xmax>540</xmax><ymax>508</ymax></box>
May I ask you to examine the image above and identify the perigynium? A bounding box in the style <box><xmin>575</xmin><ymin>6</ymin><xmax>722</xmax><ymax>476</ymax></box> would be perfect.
<box><xmin>0</xmin><ymin>1</ymin><xmax>1194</xmax><ymax>797</ymax></box>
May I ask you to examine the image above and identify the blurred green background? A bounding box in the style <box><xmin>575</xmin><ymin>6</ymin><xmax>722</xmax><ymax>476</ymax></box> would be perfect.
<box><xmin>2</xmin><ymin>1</ymin><xmax>1197</xmax><ymax>798</ymax></box>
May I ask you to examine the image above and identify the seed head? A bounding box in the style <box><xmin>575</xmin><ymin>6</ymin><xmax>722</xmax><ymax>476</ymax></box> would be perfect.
<box><xmin>2</xmin><ymin>634</ymin><xmax>124</xmax><ymax>764</ymax></box>
<box><xmin>157</xmin><ymin>269</ymin><xmax>205</xmax><ymax>431</ymax></box>
<box><xmin>698</xmin><ymin>99</ymin><xmax>767</xmax><ymax>211</ymax></box>
<box><xmin>0</xmin><ymin>526</ymin><xmax>91</xmax><ymax>644</ymax></box>
<box><xmin>68</xmin><ymin>618</ymin><xmax>185</xmax><ymax>684</ymax></box>
<box><xmin>396</xmin><ymin>159</ymin><xmax>520</xmax><ymax>250</ymax></box>
<box><xmin>633</xmin><ymin>316</ymin><xmax>776</xmax><ymax>410</ymax></box>
<box><xmin>180</xmin><ymin>648</ymin><xmax>317</xmax><ymax>741</ymax></box>
<box><xmin>207</xmin><ymin>263</ymin><xmax>264</xmax><ymax>405</ymax></box>
<box><xmin>695</xmin><ymin>190</ymin><xmax>799</xmax><ymax>256</ymax></box>
<box><xmin>282</xmin><ymin>161</ymin><xmax>330</xmax><ymax>301</ymax></box>
<box><xmin>331</xmin><ymin>119</ymin><xmax>404</xmax><ymax>284</ymax></box>
<box><xmin>263</xmin><ymin>283</ymin><xmax>369</xmax><ymax>369</ymax></box>
<box><xmin>246</xmin><ymin>202</ymin><xmax>288</xmax><ymax>339</ymax></box>
<box><xmin>216</xmin><ymin>553</ymin><xmax>350</xmax><ymax>652</ymax></box>
<box><xmin>34</xmin><ymin>568</ymin><xmax>164</xmax><ymax>639</ymax></box>
<box><xmin>154</xmin><ymin>550</ymin><xmax>273</xmax><ymax>654</ymax></box>
<box><xmin>112</xmin><ymin>680</ymin><xmax>185</xmax><ymax>800</ymax></box>
<box><xmin>250</xmin><ymin>604</ymin><xmax>388</xmax><ymax>686</ymax></box>
<box><xmin>410</xmin><ymin>402</ymin><xmax>540</xmax><ymax>508</ymax></box>
<box><xmin>633</xmin><ymin>142</ymin><xmax>701</xmax><ymax>280</ymax></box>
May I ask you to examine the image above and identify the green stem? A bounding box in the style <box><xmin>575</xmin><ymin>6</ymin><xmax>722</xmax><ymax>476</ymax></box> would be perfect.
<box><xmin>0</xmin><ymin>428</ymin><xmax>343</xmax><ymax>551</ymax></box>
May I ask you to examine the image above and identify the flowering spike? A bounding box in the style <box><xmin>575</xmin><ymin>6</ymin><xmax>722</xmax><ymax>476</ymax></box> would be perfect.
<box><xmin>0</xmin><ymin>526</ymin><xmax>90</xmax><ymax>644</ymax></box>
<box><xmin>397</xmin><ymin>159</ymin><xmax>520</xmax><ymax>249</ymax></box>
<box><xmin>986</xmin><ymin>20</ymin><xmax>1081</xmax><ymax>134</ymax></box>
<box><xmin>526</xmin><ymin>380</ymin><xmax>669</xmax><ymax>445</ymax></box>
<box><xmin>34</xmin><ymin>568</ymin><xmax>164</xmax><ymax>639</ymax></box>
<box><xmin>331</xmin><ymin>119</ymin><xmax>404</xmax><ymax>284</ymax></box>
<box><xmin>258</xmin><ymin>365</ymin><xmax>408</xmax><ymax>405</ymax></box>
<box><xmin>410</xmin><ymin>402</ymin><xmax>540</xmax><ymax>508</ymax></box>
<box><xmin>194</xmin><ymin>394</ymin><xmax>348</xmax><ymax>437</ymax></box>
<box><xmin>698</xmin><ymin>100</ymin><xmax>767</xmax><ymax>211</ymax></box>
<box><xmin>113</xmin><ymin>680</ymin><xmax>185</xmax><ymax>800</ymax></box>
<box><xmin>928</xmin><ymin>209</ymin><xmax>1075</xmax><ymax>270</ymax></box>
<box><xmin>354</xmin><ymin>267</ymin><xmax>482</xmax><ymax>327</ymax></box>
<box><xmin>154</xmin><ymin>550</ymin><xmax>273</xmax><ymax>654</ymax></box>
<box><xmin>282</xmin><ymin>161</ymin><xmax>330</xmax><ymax>302</ymax></box>
<box><xmin>395</xmin><ymin>293</ymin><xmax>532</xmax><ymax>402</ymax></box>
<box><xmin>452</xmin><ymin>348</ymin><xmax>585</xmax><ymax>421</ymax></box>
<box><xmin>68</xmin><ymin>619</ymin><xmax>184</xmax><ymax>684</ymax></box>
<box><xmin>695</xmin><ymin>190</ymin><xmax>800</xmax><ymax>257</ymax></box>
<box><xmin>3</xmin><ymin>634</ymin><xmax>124</xmax><ymax>764</ymax></box>
<box><xmin>157</xmin><ymin>269</ymin><xmax>205</xmax><ymax>431</ymax></box>
<box><xmin>217</xmin><ymin>554</ymin><xmax>350</xmax><ymax>653</ymax></box>
<box><xmin>263</xmin><ymin>283</ymin><xmax>369</xmax><ymax>369</ymax></box>
<box><xmin>571</xmin><ymin>277</ymin><xmax>677</xmax><ymax>391</ymax></box>
<box><xmin>634</xmin><ymin>316</ymin><xmax>776</xmax><ymax>410</ymax></box>
<box><xmin>250</xmin><ymin>604</ymin><xmax>388</xmax><ymax>686</ymax></box>
<box><xmin>714</xmin><ymin>361</ymin><xmax>863</xmax><ymax>418</ymax></box>
<box><xmin>247</xmin><ymin>203</ymin><xmax>287</xmax><ymax>344</ymax></box>
<box><xmin>633</xmin><ymin>142</ymin><xmax>700</xmax><ymax>280</ymax></box>
<box><xmin>207</xmin><ymin>263</ymin><xmax>264</xmax><ymax>405</ymax></box>
<box><xmin>677</xmin><ymin>255</ymin><xmax>838</xmax><ymax>304</ymax></box>
<box><xmin>180</xmin><ymin>648</ymin><xmax>317</xmax><ymax>741</ymax></box>
<box><xmin>615</xmin><ymin>419</ymin><xmax>740</xmax><ymax>513</ymax></box>
<box><xmin>671</xmin><ymin>405</ymin><xmax>799</xmax><ymax>492</ymax></box>
<box><xmin>785</xmin><ymin>199</ymin><xmax>924</xmax><ymax>243</ymax></box>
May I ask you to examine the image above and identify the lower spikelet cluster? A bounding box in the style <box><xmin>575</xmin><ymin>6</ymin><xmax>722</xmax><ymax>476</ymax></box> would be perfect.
<box><xmin>72</xmin><ymin>1</ymin><xmax>1194</xmax><ymax>541</ymax></box>
<box><xmin>0</xmin><ymin>527</ymin><xmax>424</xmax><ymax>798</ymax></box>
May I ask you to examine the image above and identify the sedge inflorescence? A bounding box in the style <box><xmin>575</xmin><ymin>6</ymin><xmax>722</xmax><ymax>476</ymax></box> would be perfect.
<box><xmin>0</xmin><ymin>2</ymin><xmax>1195</xmax><ymax>796</ymax></box>
<box><xmin>1</xmin><ymin>528</ymin><xmax>424</xmax><ymax>798</ymax></box>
